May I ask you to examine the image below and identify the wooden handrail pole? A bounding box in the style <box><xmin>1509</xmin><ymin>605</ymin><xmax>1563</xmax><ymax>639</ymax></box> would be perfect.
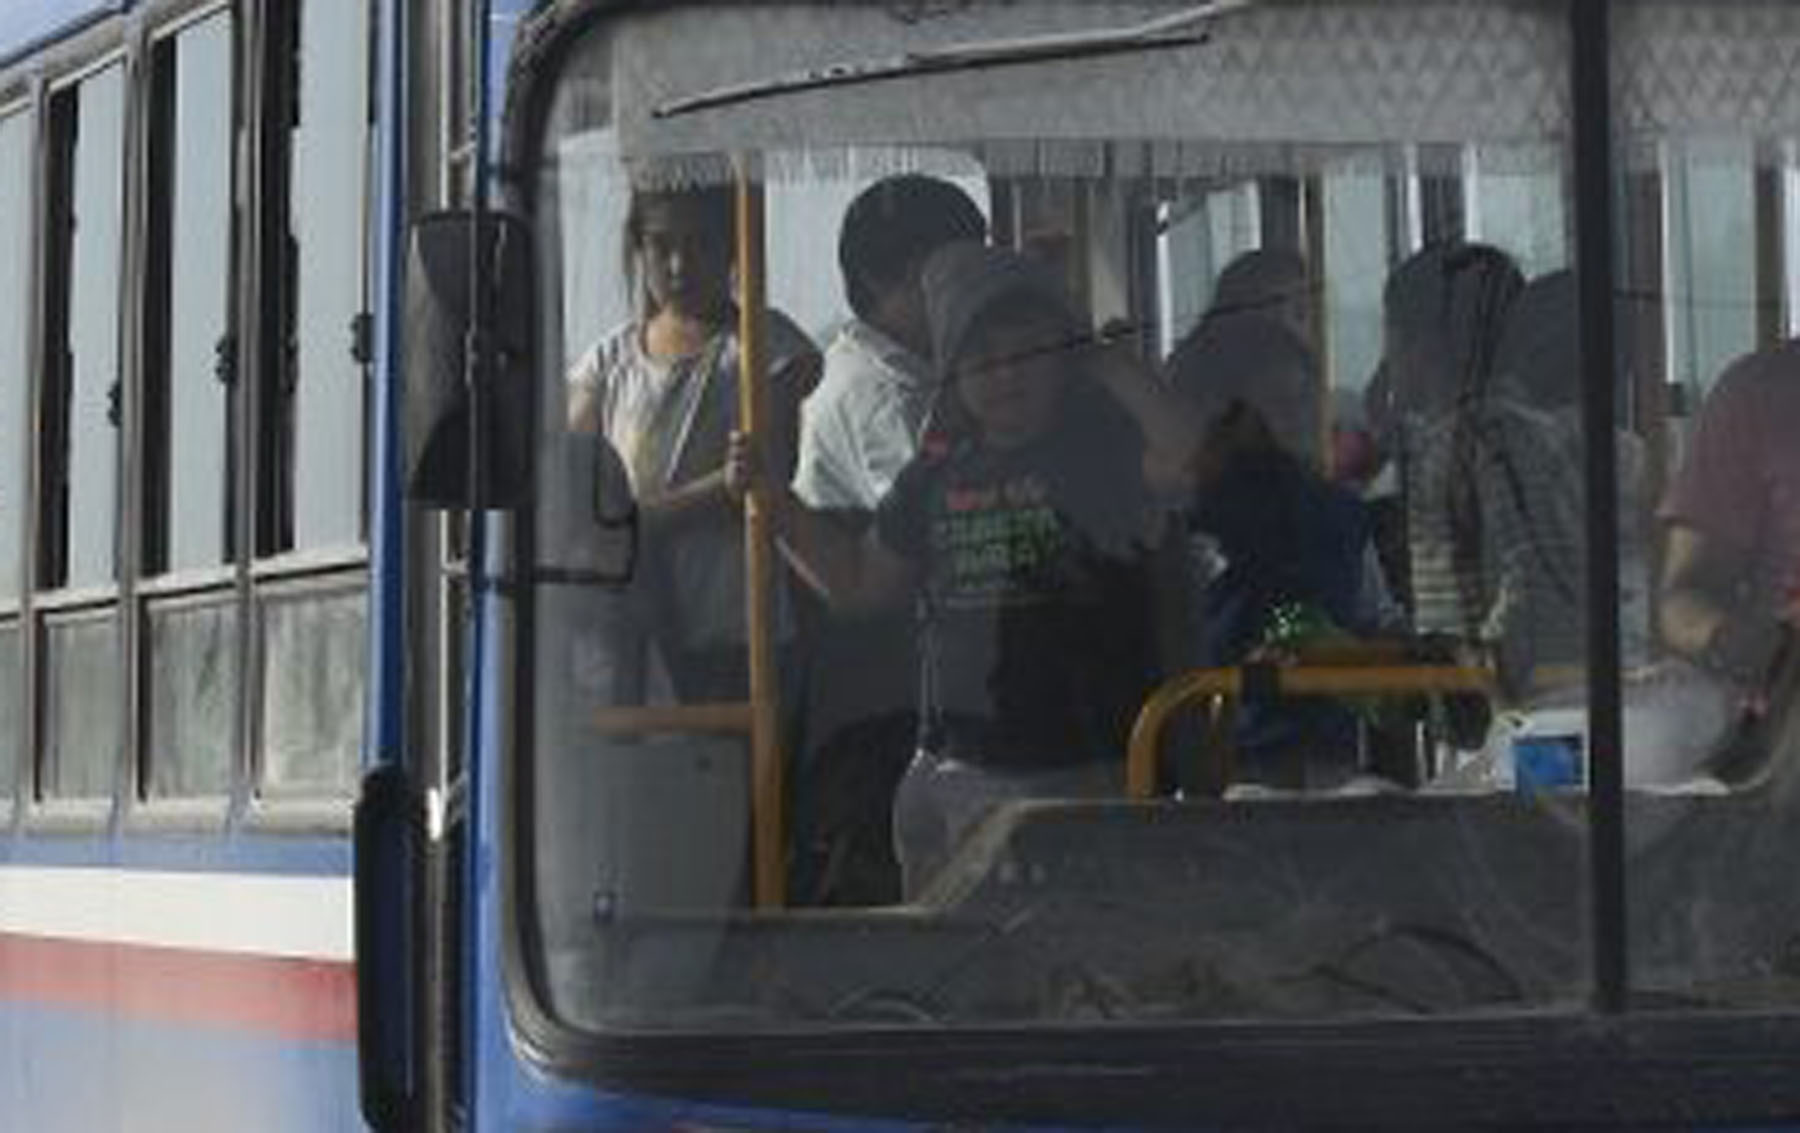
<box><xmin>735</xmin><ymin>164</ymin><xmax>785</xmax><ymax>908</ymax></box>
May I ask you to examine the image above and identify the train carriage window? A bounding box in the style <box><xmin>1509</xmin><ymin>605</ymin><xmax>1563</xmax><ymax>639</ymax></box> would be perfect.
<box><xmin>42</xmin><ymin>611</ymin><xmax>121</xmax><ymax>799</ymax></box>
<box><xmin>0</xmin><ymin>108</ymin><xmax>29</xmax><ymax>605</ymax></box>
<box><xmin>276</xmin><ymin>0</ymin><xmax>372</xmax><ymax>554</ymax></box>
<box><xmin>146</xmin><ymin>13</ymin><xmax>236</xmax><ymax>575</ymax></box>
<box><xmin>257</xmin><ymin>585</ymin><xmax>365</xmax><ymax>797</ymax></box>
<box><xmin>42</xmin><ymin>64</ymin><xmax>126</xmax><ymax>592</ymax></box>
<box><xmin>528</xmin><ymin>1</ymin><xmax>1608</xmax><ymax>1034</ymax></box>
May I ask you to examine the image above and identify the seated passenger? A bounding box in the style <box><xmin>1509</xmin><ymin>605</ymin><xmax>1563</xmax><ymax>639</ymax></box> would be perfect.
<box><xmin>1172</xmin><ymin>306</ymin><xmax>1398</xmax><ymax>789</ymax></box>
<box><xmin>1382</xmin><ymin>243</ymin><xmax>1584</xmax><ymax>700</ymax></box>
<box><xmin>566</xmin><ymin>180</ymin><xmax>820</xmax><ymax>703</ymax></box>
<box><xmin>789</xmin><ymin>175</ymin><xmax>988</xmax><ymax>904</ymax></box>
<box><xmin>729</xmin><ymin>242</ymin><xmax>1202</xmax><ymax>897</ymax></box>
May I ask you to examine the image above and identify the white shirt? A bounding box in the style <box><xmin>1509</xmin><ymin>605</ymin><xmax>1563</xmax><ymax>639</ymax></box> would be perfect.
<box><xmin>792</xmin><ymin>320</ymin><xmax>937</xmax><ymax>510</ymax></box>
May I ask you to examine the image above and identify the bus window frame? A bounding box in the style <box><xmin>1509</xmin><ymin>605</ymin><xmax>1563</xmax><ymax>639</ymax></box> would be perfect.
<box><xmin>491</xmin><ymin>0</ymin><xmax>1800</xmax><ymax>1126</ymax></box>
<box><xmin>0</xmin><ymin>0</ymin><xmax>378</xmax><ymax>833</ymax></box>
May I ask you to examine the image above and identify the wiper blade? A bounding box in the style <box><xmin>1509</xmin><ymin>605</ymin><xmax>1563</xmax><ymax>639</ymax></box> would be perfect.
<box><xmin>652</xmin><ymin>0</ymin><xmax>1256</xmax><ymax>120</ymax></box>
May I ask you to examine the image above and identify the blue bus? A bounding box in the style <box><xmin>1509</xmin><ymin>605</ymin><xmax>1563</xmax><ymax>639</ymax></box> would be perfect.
<box><xmin>9</xmin><ymin>1</ymin><xmax>1800</xmax><ymax>1129</ymax></box>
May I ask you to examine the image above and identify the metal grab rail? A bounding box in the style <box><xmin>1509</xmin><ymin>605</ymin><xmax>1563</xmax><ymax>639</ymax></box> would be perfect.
<box><xmin>1125</xmin><ymin>663</ymin><xmax>1497</xmax><ymax>798</ymax></box>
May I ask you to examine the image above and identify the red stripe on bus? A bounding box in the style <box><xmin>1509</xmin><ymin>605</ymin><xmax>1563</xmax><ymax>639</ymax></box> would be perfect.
<box><xmin>0</xmin><ymin>931</ymin><xmax>356</xmax><ymax>1041</ymax></box>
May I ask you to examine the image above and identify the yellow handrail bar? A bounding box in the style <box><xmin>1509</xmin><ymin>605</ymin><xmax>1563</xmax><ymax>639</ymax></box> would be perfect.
<box><xmin>1126</xmin><ymin>664</ymin><xmax>1496</xmax><ymax>798</ymax></box>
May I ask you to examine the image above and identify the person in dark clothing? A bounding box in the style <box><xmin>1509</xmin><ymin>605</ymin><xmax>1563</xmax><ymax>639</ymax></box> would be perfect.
<box><xmin>729</xmin><ymin>242</ymin><xmax>1202</xmax><ymax>896</ymax></box>
<box><xmin>1174</xmin><ymin>312</ymin><xmax>1394</xmax><ymax>788</ymax></box>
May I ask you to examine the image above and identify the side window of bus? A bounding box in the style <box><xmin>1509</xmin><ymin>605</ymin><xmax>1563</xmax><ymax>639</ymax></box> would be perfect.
<box><xmin>38</xmin><ymin>64</ymin><xmax>127</xmax><ymax>801</ymax></box>
<box><xmin>141</xmin><ymin>13</ymin><xmax>238</xmax><ymax>801</ymax></box>
<box><xmin>253</xmin><ymin>0</ymin><xmax>374</xmax><ymax>800</ymax></box>
<box><xmin>263</xmin><ymin>0</ymin><xmax>372</xmax><ymax>556</ymax></box>
<box><xmin>0</xmin><ymin>107</ymin><xmax>25</xmax><ymax>804</ymax></box>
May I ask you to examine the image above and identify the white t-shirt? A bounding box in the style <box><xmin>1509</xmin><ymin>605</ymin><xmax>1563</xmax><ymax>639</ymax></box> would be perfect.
<box><xmin>793</xmin><ymin>319</ymin><xmax>937</xmax><ymax>511</ymax></box>
<box><xmin>565</xmin><ymin>313</ymin><xmax>814</xmax><ymax>653</ymax></box>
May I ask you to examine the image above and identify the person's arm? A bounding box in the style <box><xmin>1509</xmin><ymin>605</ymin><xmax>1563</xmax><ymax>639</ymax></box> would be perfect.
<box><xmin>1659</xmin><ymin>522</ymin><xmax>1783</xmax><ymax>682</ymax></box>
<box><xmin>649</xmin><ymin>351</ymin><xmax>823</xmax><ymax>525</ymax></box>
<box><xmin>726</xmin><ymin>429</ymin><xmax>912</xmax><ymax>614</ymax></box>
<box><xmin>1088</xmin><ymin>341</ymin><xmax>1205</xmax><ymax>498</ymax></box>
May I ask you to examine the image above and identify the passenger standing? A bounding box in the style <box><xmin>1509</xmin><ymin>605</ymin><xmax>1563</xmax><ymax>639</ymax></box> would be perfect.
<box><xmin>567</xmin><ymin>182</ymin><xmax>820</xmax><ymax>702</ymax></box>
<box><xmin>1170</xmin><ymin>287</ymin><xmax>1396</xmax><ymax>788</ymax></box>
<box><xmin>1382</xmin><ymin>243</ymin><xmax>1583</xmax><ymax>699</ymax></box>
<box><xmin>1659</xmin><ymin>341</ymin><xmax>1800</xmax><ymax>713</ymax></box>
<box><xmin>789</xmin><ymin>176</ymin><xmax>988</xmax><ymax>904</ymax></box>
<box><xmin>1492</xmin><ymin>269</ymin><xmax>1654</xmax><ymax>669</ymax></box>
<box><xmin>731</xmin><ymin>243</ymin><xmax>1202</xmax><ymax>897</ymax></box>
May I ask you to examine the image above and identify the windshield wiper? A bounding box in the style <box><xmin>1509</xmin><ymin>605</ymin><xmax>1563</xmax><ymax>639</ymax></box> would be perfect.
<box><xmin>652</xmin><ymin>0</ymin><xmax>1257</xmax><ymax>120</ymax></box>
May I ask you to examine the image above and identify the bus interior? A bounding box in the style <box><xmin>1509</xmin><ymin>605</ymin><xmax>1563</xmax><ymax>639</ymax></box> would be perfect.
<box><xmin>490</xmin><ymin>0</ymin><xmax>1800</xmax><ymax>1038</ymax></box>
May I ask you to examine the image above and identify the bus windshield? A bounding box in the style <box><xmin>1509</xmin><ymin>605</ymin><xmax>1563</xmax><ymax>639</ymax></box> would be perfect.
<box><xmin>520</xmin><ymin>0</ymin><xmax>1800</xmax><ymax>1034</ymax></box>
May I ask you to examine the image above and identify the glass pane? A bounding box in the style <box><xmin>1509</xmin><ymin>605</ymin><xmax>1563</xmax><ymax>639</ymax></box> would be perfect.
<box><xmin>146</xmin><ymin>597</ymin><xmax>237</xmax><ymax>797</ymax></box>
<box><xmin>531</xmin><ymin>2</ymin><xmax>1591</xmax><ymax>1034</ymax></box>
<box><xmin>64</xmin><ymin>66</ymin><xmax>126</xmax><ymax>589</ymax></box>
<box><xmin>0</xmin><ymin>622</ymin><xmax>19</xmax><ymax>798</ymax></box>
<box><xmin>288</xmin><ymin>0</ymin><xmax>369</xmax><ymax>550</ymax></box>
<box><xmin>1613</xmin><ymin>0</ymin><xmax>1800</xmax><ymax>1011</ymax></box>
<box><xmin>162</xmin><ymin>16</ymin><xmax>235</xmax><ymax>572</ymax></box>
<box><xmin>0</xmin><ymin>112</ymin><xmax>29</xmax><ymax>601</ymax></box>
<box><xmin>259</xmin><ymin>587</ymin><xmax>364</xmax><ymax>795</ymax></box>
<box><xmin>1320</xmin><ymin>168</ymin><xmax>1389</xmax><ymax>395</ymax></box>
<box><xmin>43</xmin><ymin>614</ymin><xmax>121</xmax><ymax>798</ymax></box>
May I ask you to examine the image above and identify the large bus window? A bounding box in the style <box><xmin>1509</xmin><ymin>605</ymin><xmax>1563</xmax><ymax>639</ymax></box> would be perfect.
<box><xmin>0</xmin><ymin>108</ymin><xmax>28</xmax><ymax>604</ymax></box>
<box><xmin>266</xmin><ymin>0</ymin><xmax>371</xmax><ymax>555</ymax></box>
<box><xmin>1613</xmin><ymin>3</ymin><xmax>1800</xmax><ymax>1011</ymax></box>
<box><xmin>139</xmin><ymin>13</ymin><xmax>241</xmax><ymax>803</ymax></box>
<box><xmin>247</xmin><ymin>0</ymin><xmax>372</xmax><ymax>803</ymax></box>
<box><xmin>146</xmin><ymin>13</ymin><xmax>235</xmax><ymax>575</ymax></box>
<box><xmin>43</xmin><ymin>64</ymin><xmax>125</xmax><ymax>592</ymax></box>
<box><xmin>528</xmin><ymin>1</ymin><xmax>1597</xmax><ymax>1033</ymax></box>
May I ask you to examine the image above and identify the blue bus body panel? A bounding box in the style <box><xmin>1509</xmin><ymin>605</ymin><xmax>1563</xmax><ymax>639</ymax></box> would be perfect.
<box><xmin>0</xmin><ymin>1006</ymin><xmax>358</xmax><ymax>1133</ymax></box>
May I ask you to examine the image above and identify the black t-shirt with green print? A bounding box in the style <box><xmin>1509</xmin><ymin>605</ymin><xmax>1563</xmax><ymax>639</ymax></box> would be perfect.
<box><xmin>874</xmin><ymin>412</ymin><xmax>1160</xmax><ymax>771</ymax></box>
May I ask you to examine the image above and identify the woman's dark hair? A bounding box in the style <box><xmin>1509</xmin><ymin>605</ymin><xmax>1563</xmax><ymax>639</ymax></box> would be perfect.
<box><xmin>620</xmin><ymin>183</ymin><xmax>736</xmax><ymax>315</ymax></box>
<box><xmin>839</xmin><ymin>175</ymin><xmax>988</xmax><ymax>321</ymax></box>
